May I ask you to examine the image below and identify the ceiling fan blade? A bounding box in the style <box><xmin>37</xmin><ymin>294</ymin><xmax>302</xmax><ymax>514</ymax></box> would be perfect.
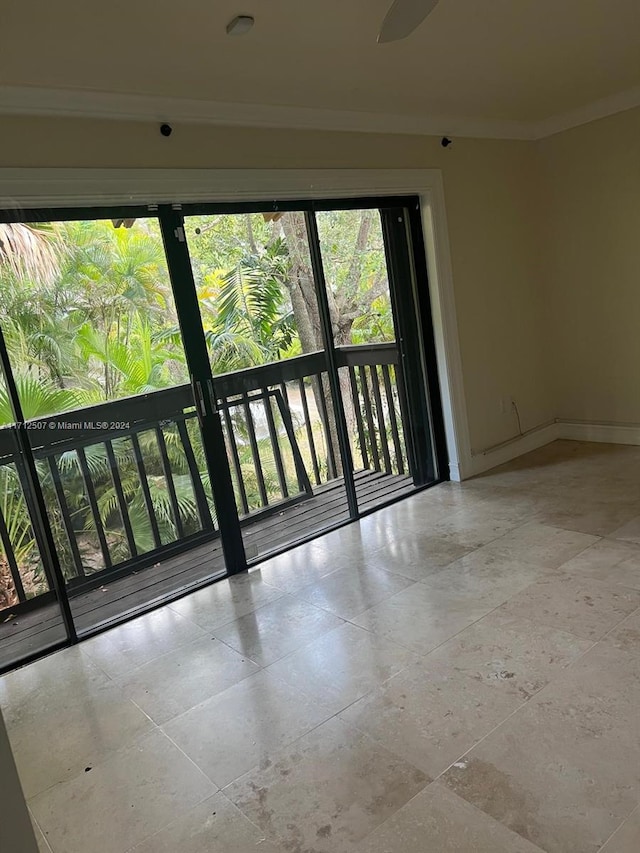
<box><xmin>377</xmin><ymin>0</ymin><xmax>439</xmax><ymax>43</ymax></box>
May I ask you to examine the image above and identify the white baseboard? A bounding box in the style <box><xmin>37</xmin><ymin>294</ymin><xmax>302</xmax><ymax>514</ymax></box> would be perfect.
<box><xmin>466</xmin><ymin>423</ymin><xmax>559</xmax><ymax>478</ymax></box>
<box><xmin>457</xmin><ymin>419</ymin><xmax>640</xmax><ymax>480</ymax></box>
<box><xmin>557</xmin><ymin>420</ymin><xmax>640</xmax><ymax>445</ymax></box>
<box><xmin>448</xmin><ymin>461</ymin><xmax>463</xmax><ymax>483</ymax></box>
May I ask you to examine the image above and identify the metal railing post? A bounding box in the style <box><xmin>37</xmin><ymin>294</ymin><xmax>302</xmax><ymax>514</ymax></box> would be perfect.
<box><xmin>0</xmin><ymin>328</ymin><xmax>77</xmax><ymax>642</ymax></box>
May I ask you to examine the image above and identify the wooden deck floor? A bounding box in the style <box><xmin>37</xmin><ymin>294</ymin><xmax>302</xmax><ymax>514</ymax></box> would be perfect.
<box><xmin>0</xmin><ymin>468</ymin><xmax>414</xmax><ymax>672</ymax></box>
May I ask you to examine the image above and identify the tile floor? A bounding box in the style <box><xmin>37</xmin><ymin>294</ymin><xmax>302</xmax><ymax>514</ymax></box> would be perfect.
<box><xmin>1</xmin><ymin>440</ymin><xmax>639</xmax><ymax>853</ymax></box>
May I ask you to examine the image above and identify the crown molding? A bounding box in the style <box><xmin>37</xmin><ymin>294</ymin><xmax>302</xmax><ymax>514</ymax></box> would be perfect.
<box><xmin>0</xmin><ymin>83</ymin><xmax>639</xmax><ymax>141</ymax></box>
<box><xmin>0</xmin><ymin>85</ymin><xmax>534</xmax><ymax>140</ymax></box>
<box><xmin>531</xmin><ymin>84</ymin><xmax>640</xmax><ymax>139</ymax></box>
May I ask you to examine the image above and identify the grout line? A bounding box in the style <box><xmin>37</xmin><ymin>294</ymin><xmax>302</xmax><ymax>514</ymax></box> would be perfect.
<box><xmin>434</xmin><ymin>786</ymin><xmax>550</xmax><ymax>853</ymax></box>
<box><xmin>121</xmin><ymin>790</ymin><xmax>216</xmax><ymax>853</ymax></box>
<box><xmin>28</xmin><ymin>806</ymin><xmax>54</xmax><ymax>853</ymax></box>
<box><xmin>596</xmin><ymin>803</ymin><xmax>639</xmax><ymax>852</ymax></box>
<box><xmin>154</xmin><ymin>726</ymin><xmax>222</xmax><ymax>792</ymax></box>
<box><xmin>430</xmin><ymin>602</ymin><xmax>639</xmax><ymax>789</ymax></box>
<box><xmin>211</xmin><ymin>637</ymin><xmax>266</xmax><ymax>668</ymax></box>
<box><xmin>76</xmin><ymin>645</ymin><xmax>119</xmax><ymax>683</ymax></box>
<box><xmin>214</xmin><ymin>788</ymin><xmax>274</xmax><ymax>839</ymax></box>
<box><xmin>81</xmin><ymin>637</ymin><xmax>209</xmax><ymax>682</ymax></box>
<box><xmin>127</xmin><ymin>698</ymin><xmax>165</xmax><ymax>727</ymax></box>
<box><xmin>25</xmin><ymin>722</ymin><xmax>161</xmax><ymax>804</ymax></box>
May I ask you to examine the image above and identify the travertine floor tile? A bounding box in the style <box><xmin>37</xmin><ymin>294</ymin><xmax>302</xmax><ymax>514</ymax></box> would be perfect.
<box><xmin>130</xmin><ymin>792</ymin><xmax>282</xmax><ymax>853</ymax></box>
<box><xmin>369</xmin><ymin>535</ymin><xmax>473</xmax><ymax>580</ymax></box>
<box><xmin>419</xmin><ymin>550</ymin><xmax>548</xmax><ymax>608</ymax></box>
<box><xmin>266</xmin><ymin>622</ymin><xmax>417</xmax><ymax>715</ymax></box>
<box><xmin>559</xmin><ymin>539</ymin><xmax>640</xmax><ymax>589</ymax></box>
<box><xmin>213</xmin><ymin>594</ymin><xmax>343</xmax><ymax>665</ymax></box>
<box><xmin>295</xmin><ymin>563</ymin><xmax>415</xmax><ymax>618</ymax></box>
<box><xmin>319</xmin><ymin>516</ymin><xmax>401</xmax><ymax>556</ymax></box>
<box><xmin>0</xmin><ymin>646</ymin><xmax>110</xmax><ymax>731</ymax></box>
<box><xmin>31</xmin><ymin>730</ymin><xmax>215</xmax><ymax>853</ymax></box>
<box><xmin>441</xmin><ymin>708</ymin><xmax>638</xmax><ymax>853</ymax></box>
<box><xmin>162</xmin><ymin>670</ymin><xmax>334</xmax><ymax>787</ymax></box>
<box><xmin>80</xmin><ymin>608</ymin><xmax>207</xmax><ymax>678</ymax></box>
<box><xmin>114</xmin><ymin>636</ymin><xmax>259</xmax><ymax>724</ymax></box>
<box><xmin>340</xmin><ymin>658</ymin><xmax>520</xmax><ymax>778</ymax></box>
<box><xmin>251</xmin><ymin>541</ymin><xmax>340</xmax><ymax>592</ymax></box>
<box><xmin>599</xmin><ymin>807</ymin><xmax>640</xmax><ymax>852</ymax></box>
<box><xmin>30</xmin><ymin>814</ymin><xmax>51</xmax><ymax>853</ymax></box>
<box><xmin>225</xmin><ymin>716</ymin><xmax>428</xmax><ymax>852</ymax></box>
<box><xmin>478</xmin><ymin>522</ymin><xmax>598</xmax><ymax>569</ymax></box>
<box><xmin>528</xmin><ymin>641</ymin><xmax>640</xmax><ymax>748</ymax></box>
<box><xmin>167</xmin><ymin>570</ymin><xmax>284</xmax><ymax>631</ymax></box>
<box><xmin>371</xmin><ymin>489</ymin><xmax>458</xmax><ymax>522</ymax></box>
<box><xmin>352</xmin><ymin>582</ymin><xmax>495</xmax><ymax>654</ymax></box>
<box><xmin>534</xmin><ymin>497</ymin><xmax>640</xmax><ymax>537</ymax></box>
<box><xmin>599</xmin><ymin>608</ymin><xmax>640</xmax><ymax>653</ymax></box>
<box><xmin>497</xmin><ymin>573</ymin><xmax>640</xmax><ymax>640</ymax></box>
<box><xmin>610</xmin><ymin>515</ymin><xmax>640</xmax><ymax>546</ymax></box>
<box><xmin>353</xmin><ymin>783</ymin><xmax>546</xmax><ymax>852</ymax></box>
<box><xmin>402</xmin><ymin>508</ymin><xmax>522</xmax><ymax>551</ymax></box>
<box><xmin>4</xmin><ymin>440</ymin><xmax>640</xmax><ymax>853</ymax></box>
<box><xmin>6</xmin><ymin>676</ymin><xmax>153</xmax><ymax>799</ymax></box>
<box><xmin>420</xmin><ymin>610</ymin><xmax>593</xmax><ymax>702</ymax></box>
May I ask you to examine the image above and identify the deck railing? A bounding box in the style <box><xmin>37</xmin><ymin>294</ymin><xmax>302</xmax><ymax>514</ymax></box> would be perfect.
<box><xmin>0</xmin><ymin>343</ymin><xmax>410</xmax><ymax>611</ymax></box>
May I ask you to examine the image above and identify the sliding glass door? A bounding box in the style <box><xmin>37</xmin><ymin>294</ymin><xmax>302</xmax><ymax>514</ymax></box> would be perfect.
<box><xmin>0</xmin><ymin>346</ymin><xmax>74</xmax><ymax>670</ymax></box>
<box><xmin>0</xmin><ymin>214</ymin><xmax>232</xmax><ymax>646</ymax></box>
<box><xmin>178</xmin><ymin>198</ymin><xmax>446</xmax><ymax>562</ymax></box>
<box><xmin>0</xmin><ymin>194</ymin><xmax>446</xmax><ymax>671</ymax></box>
<box><xmin>181</xmin><ymin>209</ymin><xmax>352</xmax><ymax>562</ymax></box>
<box><xmin>315</xmin><ymin>206</ymin><xmax>415</xmax><ymax>513</ymax></box>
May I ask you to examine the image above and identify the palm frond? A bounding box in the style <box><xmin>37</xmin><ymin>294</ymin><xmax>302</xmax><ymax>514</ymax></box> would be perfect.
<box><xmin>0</xmin><ymin>375</ymin><xmax>83</xmax><ymax>425</ymax></box>
<box><xmin>0</xmin><ymin>223</ymin><xmax>62</xmax><ymax>285</ymax></box>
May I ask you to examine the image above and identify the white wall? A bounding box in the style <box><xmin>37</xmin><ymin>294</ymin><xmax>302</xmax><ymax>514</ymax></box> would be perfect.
<box><xmin>538</xmin><ymin>106</ymin><xmax>640</xmax><ymax>428</ymax></box>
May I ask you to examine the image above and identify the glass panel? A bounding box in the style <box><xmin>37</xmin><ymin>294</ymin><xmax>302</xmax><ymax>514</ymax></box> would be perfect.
<box><xmin>0</xmin><ymin>365</ymin><xmax>69</xmax><ymax>671</ymax></box>
<box><xmin>185</xmin><ymin>211</ymin><xmax>350</xmax><ymax>560</ymax></box>
<box><xmin>315</xmin><ymin>208</ymin><xmax>416</xmax><ymax>512</ymax></box>
<box><xmin>0</xmin><ymin>218</ymin><xmax>225</xmax><ymax>639</ymax></box>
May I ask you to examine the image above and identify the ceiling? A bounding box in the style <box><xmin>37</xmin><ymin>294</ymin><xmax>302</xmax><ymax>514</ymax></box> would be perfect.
<box><xmin>1</xmin><ymin>0</ymin><xmax>639</xmax><ymax>136</ymax></box>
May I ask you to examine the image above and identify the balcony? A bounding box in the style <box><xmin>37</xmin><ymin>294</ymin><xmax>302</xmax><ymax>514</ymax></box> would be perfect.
<box><xmin>0</xmin><ymin>343</ymin><xmax>413</xmax><ymax>667</ymax></box>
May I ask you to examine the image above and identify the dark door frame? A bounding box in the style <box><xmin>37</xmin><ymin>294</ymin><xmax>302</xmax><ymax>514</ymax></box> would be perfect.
<box><xmin>158</xmin><ymin>206</ymin><xmax>246</xmax><ymax>575</ymax></box>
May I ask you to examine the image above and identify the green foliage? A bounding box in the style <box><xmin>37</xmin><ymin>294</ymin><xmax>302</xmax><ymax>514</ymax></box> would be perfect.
<box><xmin>0</xmin><ymin>210</ymin><xmax>397</xmax><ymax>603</ymax></box>
<box><xmin>0</xmin><ymin>466</ymin><xmax>38</xmax><ymax>572</ymax></box>
<box><xmin>216</xmin><ymin>238</ymin><xmax>295</xmax><ymax>359</ymax></box>
<box><xmin>75</xmin><ymin>317</ymin><xmax>186</xmax><ymax>398</ymax></box>
<box><xmin>316</xmin><ymin>208</ymin><xmax>394</xmax><ymax>344</ymax></box>
<box><xmin>0</xmin><ymin>375</ymin><xmax>84</xmax><ymax>422</ymax></box>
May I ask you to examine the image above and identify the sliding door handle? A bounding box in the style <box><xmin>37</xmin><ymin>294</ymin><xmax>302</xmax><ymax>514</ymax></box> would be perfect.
<box><xmin>191</xmin><ymin>378</ymin><xmax>206</xmax><ymax>423</ymax></box>
<box><xmin>191</xmin><ymin>377</ymin><xmax>218</xmax><ymax>424</ymax></box>
<box><xmin>205</xmin><ymin>378</ymin><xmax>218</xmax><ymax>413</ymax></box>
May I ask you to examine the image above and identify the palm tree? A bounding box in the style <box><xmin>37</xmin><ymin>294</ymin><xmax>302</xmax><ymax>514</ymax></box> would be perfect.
<box><xmin>203</xmin><ymin>237</ymin><xmax>296</xmax><ymax>368</ymax></box>
<box><xmin>75</xmin><ymin>315</ymin><xmax>187</xmax><ymax>400</ymax></box>
<box><xmin>0</xmin><ymin>375</ymin><xmax>83</xmax><ymax>424</ymax></box>
<box><xmin>0</xmin><ymin>223</ymin><xmax>61</xmax><ymax>285</ymax></box>
<box><xmin>0</xmin><ymin>222</ymin><xmax>78</xmax><ymax>390</ymax></box>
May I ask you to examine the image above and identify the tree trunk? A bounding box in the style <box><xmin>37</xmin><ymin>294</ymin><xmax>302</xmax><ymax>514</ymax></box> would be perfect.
<box><xmin>279</xmin><ymin>213</ymin><xmax>345</xmax><ymax>477</ymax></box>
